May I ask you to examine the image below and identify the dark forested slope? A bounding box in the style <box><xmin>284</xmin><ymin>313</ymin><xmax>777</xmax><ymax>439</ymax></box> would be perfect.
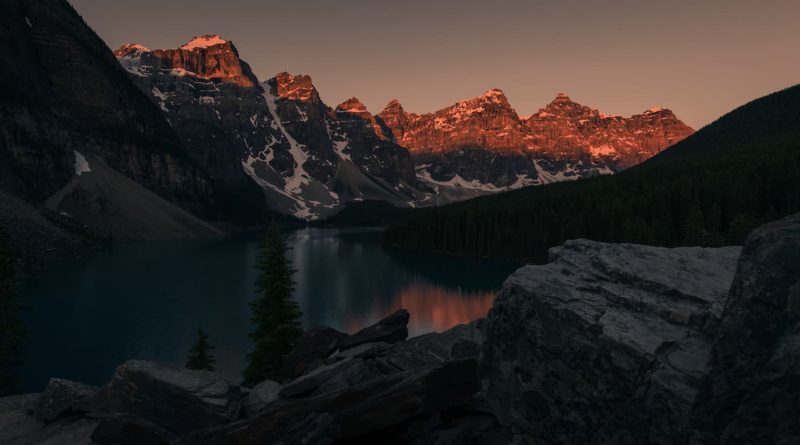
<box><xmin>385</xmin><ymin>85</ymin><xmax>800</xmax><ymax>262</ymax></box>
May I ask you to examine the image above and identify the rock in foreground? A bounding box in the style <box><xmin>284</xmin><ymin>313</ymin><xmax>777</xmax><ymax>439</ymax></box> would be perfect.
<box><xmin>690</xmin><ymin>213</ymin><xmax>800</xmax><ymax>444</ymax></box>
<box><xmin>481</xmin><ymin>239</ymin><xmax>741</xmax><ymax>444</ymax></box>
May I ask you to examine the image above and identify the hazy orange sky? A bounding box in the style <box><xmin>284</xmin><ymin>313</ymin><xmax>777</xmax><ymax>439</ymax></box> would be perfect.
<box><xmin>70</xmin><ymin>0</ymin><xmax>800</xmax><ymax>129</ymax></box>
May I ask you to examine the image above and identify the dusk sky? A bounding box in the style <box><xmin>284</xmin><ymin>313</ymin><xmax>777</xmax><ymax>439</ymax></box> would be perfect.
<box><xmin>70</xmin><ymin>0</ymin><xmax>800</xmax><ymax>129</ymax></box>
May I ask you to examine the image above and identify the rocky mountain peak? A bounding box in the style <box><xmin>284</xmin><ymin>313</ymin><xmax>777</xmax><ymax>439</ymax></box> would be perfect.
<box><xmin>272</xmin><ymin>72</ymin><xmax>320</xmax><ymax>103</ymax></box>
<box><xmin>480</xmin><ymin>88</ymin><xmax>509</xmax><ymax>104</ymax></box>
<box><xmin>179</xmin><ymin>34</ymin><xmax>228</xmax><ymax>51</ymax></box>
<box><xmin>336</xmin><ymin>97</ymin><xmax>369</xmax><ymax>115</ymax></box>
<box><xmin>537</xmin><ymin>92</ymin><xmax>596</xmax><ymax>119</ymax></box>
<box><xmin>640</xmin><ymin>106</ymin><xmax>677</xmax><ymax>118</ymax></box>
<box><xmin>382</xmin><ymin>99</ymin><xmax>405</xmax><ymax>113</ymax></box>
<box><xmin>553</xmin><ymin>92</ymin><xmax>572</xmax><ymax>101</ymax></box>
<box><xmin>113</xmin><ymin>43</ymin><xmax>150</xmax><ymax>58</ymax></box>
<box><xmin>114</xmin><ymin>36</ymin><xmax>257</xmax><ymax>87</ymax></box>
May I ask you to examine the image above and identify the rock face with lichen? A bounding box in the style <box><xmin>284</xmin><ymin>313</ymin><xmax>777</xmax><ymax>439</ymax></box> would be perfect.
<box><xmin>480</xmin><ymin>239</ymin><xmax>741</xmax><ymax>444</ymax></box>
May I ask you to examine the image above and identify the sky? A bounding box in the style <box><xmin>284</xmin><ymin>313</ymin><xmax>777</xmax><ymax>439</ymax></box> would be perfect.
<box><xmin>70</xmin><ymin>0</ymin><xmax>800</xmax><ymax>129</ymax></box>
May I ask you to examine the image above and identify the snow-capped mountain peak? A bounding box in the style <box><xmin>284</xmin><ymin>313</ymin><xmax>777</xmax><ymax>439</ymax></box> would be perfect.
<box><xmin>113</xmin><ymin>43</ymin><xmax>151</xmax><ymax>57</ymax></box>
<box><xmin>180</xmin><ymin>34</ymin><xmax>228</xmax><ymax>51</ymax></box>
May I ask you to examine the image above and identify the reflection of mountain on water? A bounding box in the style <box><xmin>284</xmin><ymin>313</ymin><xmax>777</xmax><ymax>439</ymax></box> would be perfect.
<box><xmin>345</xmin><ymin>284</ymin><xmax>496</xmax><ymax>336</ymax></box>
<box><xmin>287</xmin><ymin>228</ymin><xmax>518</xmax><ymax>335</ymax></box>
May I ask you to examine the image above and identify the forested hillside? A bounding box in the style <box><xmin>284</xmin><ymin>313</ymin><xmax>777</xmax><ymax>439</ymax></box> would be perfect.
<box><xmin>385</xmin><ymin>84</ymin><xmax>800</xmax><ymax>263</ymax></box>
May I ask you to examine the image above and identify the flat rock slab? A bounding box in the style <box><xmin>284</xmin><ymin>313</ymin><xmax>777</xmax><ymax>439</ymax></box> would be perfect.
<box><xmin>481</xmin><ymin>239</ymin><xmax>741</xmax><ymax>444</ymax></box>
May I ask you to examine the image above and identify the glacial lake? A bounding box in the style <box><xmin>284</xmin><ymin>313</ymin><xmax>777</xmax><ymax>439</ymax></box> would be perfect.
<box><xmin>18</xmin><ymin>228</ymin><xmax>519</xmax><ymax>392</ymax></box>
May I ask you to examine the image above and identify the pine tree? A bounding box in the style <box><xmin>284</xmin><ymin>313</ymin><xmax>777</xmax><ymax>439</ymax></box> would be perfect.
<box><xmin>243</xmin><ymin>220</ymin><xmax>303</xmax><ymax>385</ymax></box>
<box><xmin>186</xmin><ymin>328</ymin><xmax>215</xmax><ymax>371</ymax></box>
<box><xmin>0</xmin><ymin>228</ymin><xmax>25</xmax><ymax>396</ymax></box>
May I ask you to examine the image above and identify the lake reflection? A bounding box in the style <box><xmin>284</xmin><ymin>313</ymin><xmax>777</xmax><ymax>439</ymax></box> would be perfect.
<box><xmin>19</xmin><ymin>228</ymin><xmax>519</xmax><ymax>391</ymax></box>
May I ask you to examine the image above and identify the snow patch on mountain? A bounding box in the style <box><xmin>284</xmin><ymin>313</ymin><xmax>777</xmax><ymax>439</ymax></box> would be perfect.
<box><xmin>180</xmin><ymin>35</ymin><xmax>228</xmax><ymax>51</ymax></box>
<box><xmin>74</xmin><ymin>151</ymin><xmax>91</xmax><ymax>176</ymax></box>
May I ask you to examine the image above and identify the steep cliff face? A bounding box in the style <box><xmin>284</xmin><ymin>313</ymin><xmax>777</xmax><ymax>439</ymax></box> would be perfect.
<box><xmin>378</xmin><ymin>91</ymin><xmax>693</xmax><ymax>191</ymax></box>
<box><xmin>0</xmin><ymin>0</ymin><xmax>217</xmax><ymax>246</ymax></box>
<box><xmin>114</xmin><ymin>37</ymin><xmax>277</xmax><ymax>221</ymax></box>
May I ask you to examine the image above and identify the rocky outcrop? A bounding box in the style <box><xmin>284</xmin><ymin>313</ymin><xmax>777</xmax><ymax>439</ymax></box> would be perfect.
<box><xmin>81</xmin><ymin>360</ymin><xmax>244</xmax><ymax>436</ymax></box>
<box><xmin>339</xmin><ymin>308</ymin><xmax>410</xmax><ymax>350</ymax></box>
<box><xmin>690</xmin><ymin>213</ymin><xmax>800</xmax><ymax>444</ymax></box>
<box><xmin>0</xmin><ymin>0</ymin><xmax>217</xmax><ymax>247</ymax></box>
<box><xmin>242</xmin><ymin>380</ymin><xmax>281</xmax><ymax>417</ymax></box>
<box><xmin>0</xmin><ymin>313</ymin><xmax>495</xmax><ymax>444</ymax></box>
<box><xmin>32</xmin><ymin>378</ymin><xmax>98</xmax><ymax>422</ymax></box>
<box><xmin>284</xmin><ymin>326</ymin><xmax>348</xmax><ymax>377</ymax></box>
<box><xmin>481</xmin><ymin>240</ymin><xmax>741</xmax><ymax>444</ymax></box>
<box><xmin>378</xmin><ymin>91</ymin><xmax>693</xmax><ymax>191</ymax></box>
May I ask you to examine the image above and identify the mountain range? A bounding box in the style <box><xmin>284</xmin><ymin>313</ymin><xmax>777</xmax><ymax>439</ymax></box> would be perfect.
<box><xmin>386</xmin><ymin>83</ymin><xmax>800</xmax><ymax>262</ymax></box>
<box><xmin>113</xmin><ymin>34</ymin><xmax>693</xmax><ymax>219</ymax></box>
<box><xmin>0</xmin><ymin>0</ymin><xmax>695</xmax><ymax>258</ymax></box>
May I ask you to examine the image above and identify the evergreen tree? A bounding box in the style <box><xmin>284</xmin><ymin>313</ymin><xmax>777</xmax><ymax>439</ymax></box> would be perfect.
<box><xmin>186</xmin><ymin>328</ymin><xmax>215</xmax><ymax>371</ymax></box>
<box><xmin>0</xmin><ymin>228</ymin><xmax>25</xmax><ymax>396</ymax></box>
<box><xmin>243</xmin><ymin>220</ymin><xmax>303</xmax><ymax>384</ymax></box>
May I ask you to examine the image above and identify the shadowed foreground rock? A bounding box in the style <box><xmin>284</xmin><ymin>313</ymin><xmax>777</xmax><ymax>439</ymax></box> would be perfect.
<box><xmin>184</xmin><ymin>358</ymin><xmax>479</xmax><ymax>444</ymax></box>
<box><xmin>339</xmin><ymin>309</ymin><xmax>410</xmax><ymax>351</ymax></box>
<box><xmin>79</xmin><ymin>360</ymin><xmax>244</xmax><ymax>436</ymax></box>
<box><xmin>32</xmin><ymin>378</ymin><xmax>98</xmax><ymax>422</ymax></box>
<box><xmin>690</xmin><ymin>213</ymin><xmax>800</xmax><ymax>444</ymax></box>
<box><xmin>481</xmin><ymin>239</ymin><xmax>742</xmax><ymax>444</ymax></box>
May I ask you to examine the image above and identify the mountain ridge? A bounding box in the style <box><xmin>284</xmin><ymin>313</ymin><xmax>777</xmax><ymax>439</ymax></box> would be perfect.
<box><xmin>385</xmin><ymin>83</ymin><xmax>800</xmax><ymax>262</ymax></box>
<box><xmin>112</xmin><ymin>33</ymin><xmax>695</xmax><ymax>220</ymax></box>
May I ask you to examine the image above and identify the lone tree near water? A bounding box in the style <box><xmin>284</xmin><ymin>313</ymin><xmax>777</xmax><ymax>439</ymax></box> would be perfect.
<box><xmin>0</xmin><ymin>228</ymin><xmax>25</xmax><ymax>396</ymax></box>
<box><xmin>243</xmin><ymin>220</ymin><xmax>303</xmax><ymax>384</ymax></box>
<box><xmin>186</xmin><ymin>328</ymin><xmax>216</xmax><ymax>371</ymax></box>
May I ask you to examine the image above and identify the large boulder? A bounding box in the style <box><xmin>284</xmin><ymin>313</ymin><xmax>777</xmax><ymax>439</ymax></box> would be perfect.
<box><xmin>90</xmin><ymin>360</ymin><xmax>243</xmax><ymax>436</ymax></box>
<box><xmin>690</xmin><ymin>213</ymin><xmax>800</xmax><ymax>444</ymax></box>
<box><xmin>481</xmin><ymin>239</ymin><xmax>741</xmax><ymax>444</ymax></box>
<box><xmin>243</xmin><ymin>379</ymin><xmax>281</xmax><ymax>417</ymax></box>
<box><xmin>339</xmin><ymin>309</ymin><xmax>410</xmax><ymax>351</ymax></box>
<box><xmin>33</xmin><ymin>378</ymin><xmax>99</xmax><ymax>422</ymax></box>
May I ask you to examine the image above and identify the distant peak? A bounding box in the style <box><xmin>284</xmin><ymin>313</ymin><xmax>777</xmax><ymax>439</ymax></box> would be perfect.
<box><xmin>336</xmin><ymin>97</ymin><xmax>369</xmax><ymax>114</ymax></box>
<box><xmin>382</xmin><ymin>99</ymin><xmax>405</xmax><ymax>113</ymax></box>
<box><xmin>180</xmin><ymin>34</ymin><xmax>228</xmax><ymax>51</ymax></box>
<box><xmin>553</xmin><ymin>92</ymin><xmax>573</xmax><ymax>102</ymax></box>
<box><xmin>479</xmin><ymin>88</ymin><xmax>509</xmax><ymax>105</ymax></box>
<box><xmin>643</xmin><ymin>106</ymin><xmax>667</xmax><ymax>114</ymax></box>
<box><xmin>272</xmin><ymin>72</ymin><xmax>319</xmax><ymax>102</ymax></box>
<box><xmin>114</xmin><ymin>43</ymin><xmax>150</xmax><ymax>57</ymax></box>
